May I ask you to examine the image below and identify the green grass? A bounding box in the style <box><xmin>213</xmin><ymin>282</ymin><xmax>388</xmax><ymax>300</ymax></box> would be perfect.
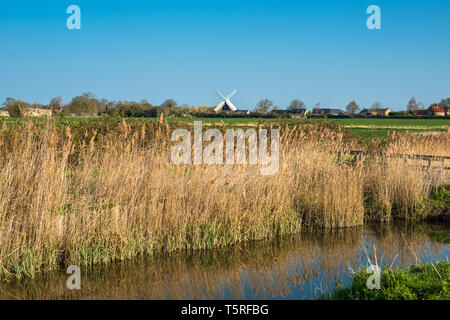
<box><xmin>1</xmin><ymin>116</ymin><xmax>449</xmax><ymax>144</ymax></box>
<box><xmin>417</xmin><ymin>185</ymin><xmax>450</xmax><ymax>223</ymax></box>
<box><xmin>328</xmin><ymin>118</ymin><xmax>450</xmax><ymax>143</ymax></box>
<box><xmin>349</xmin><ymin>128</ymin><xmax>448</xmax><ymax>143</ymax></box>
<box><xmin>328</xmin><ymin>118</ymin><xmax>450</xmax><ymax>128</ymax></box>
<box><xmin>329</xmin><ymin>262</ymin><xmax>450</xmax><ymax>300</ymax></box>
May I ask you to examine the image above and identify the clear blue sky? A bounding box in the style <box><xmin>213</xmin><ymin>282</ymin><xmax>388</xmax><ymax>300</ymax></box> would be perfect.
<box><xmin>1</xmin><ymin>0</ymin><xmax>449</xmax><ymax>110</ymax></box>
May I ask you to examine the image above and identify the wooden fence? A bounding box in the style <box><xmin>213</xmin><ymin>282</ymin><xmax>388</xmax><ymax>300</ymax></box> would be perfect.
<box><xmin>337</xmin><ymin>150</ymin><xmax>450</xmax><ymax>170</ymax></box>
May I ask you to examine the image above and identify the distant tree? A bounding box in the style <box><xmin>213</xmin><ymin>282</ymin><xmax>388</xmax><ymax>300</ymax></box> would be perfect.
<box><xmin>198</xmin><ymin>105</ymin><xmax>213</xmax><ymax>112</ymax></box>
<box><xmin>106</xmin><ymin>101</ymin><xmax>116</xmax><ymax>112</ymax></box>
<box><xmin>313</xmin><ymin>103</ymin><xmax>321</xmax><ymax>114</ymax></box>
<box><xmin>2</xmin><ymin>97</ymin><xmax>16</xmax><ymax>108</ymax></box>
<box><xmin>439</xmin><ymin>98</ymin><xmax>450</xmax><ymax>108</ymax></box>
<box><xmin>66</xmin><ymin>92</ymin><xmax>101</xmax><ymax>115</ymax></box>
<box><xmin>161</xmin><ymin>99</ymin><xmax>177</xmax><ymax>109</ymax></box>
<box><xmin>8</xmin><ymin>104</ymin><xmax>23</xmax><ymax>118</ymax></box>
<box><xmin>288</xmin><ymin>99</ymin><xmax>306</xmax><ymax>110</ymax></box>
<box><xmin>6</xmin><ymin>99</ymin><xmax>30</xmax><ymax>117</ymax></box>
<box><xmin>255</xmin><ymin>99</ymin><xmax>273</xmax><ymax>113</ymax></box>
<box><xmin>406</xmin><ymin>97</ymin><xmax>423</xmax><ymax>113</ymax></box>
<box><xmin>370</xmin><ymin>101</ymin><xmax>383</xmax><ymax>111</ymax></box>
<box><xmin>271</xmin><ymin>105</ymin><xmax>280</xmax><ymax>111</ymax></box>
<box><xmin>49</xmin><ymin>96</ymin><xmax>63</xmax><ymax>109</ymax></box>
<box><xmin>97</xmin><ymin>98</ymin><xmax>109</xmax><ymax>113</ymax></box>
<box><xmin>346</xmin><ymin>100</ymin><xmax>360</xmax><ymax>114</ymax></box>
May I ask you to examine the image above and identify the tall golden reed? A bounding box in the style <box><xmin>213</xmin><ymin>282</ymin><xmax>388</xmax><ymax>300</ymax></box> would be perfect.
<box><xmin>0</xmin><ymin>119</ymin><xmax>447</xmax><ymax>280</ymax></box>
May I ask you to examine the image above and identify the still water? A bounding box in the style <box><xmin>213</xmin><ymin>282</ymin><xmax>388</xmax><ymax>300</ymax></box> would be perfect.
<box><xmin>1</xmin><ymin>222</ymin><xmax>448</xmax><ymax>300</ymax></box>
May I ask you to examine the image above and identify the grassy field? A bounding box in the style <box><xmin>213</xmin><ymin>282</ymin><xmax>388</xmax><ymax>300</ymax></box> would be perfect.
<box><xmin>328</xmin><ymin>118</ymin><xmax>450</xmax><ymax>128</ymax></box>
<box><xmin>177</xmin><ymin>117</ymin><xmax>450</xmax><ymax>142</ymax></box>
<box><xmin>327</xmin><ymin>118</ymin><xmax>450</xmax><ymax>142</ymax></box>
<box><xmin>2</xmin><ymin>117</ymin><xmax>448</xmax><ymax>143</ymax></box>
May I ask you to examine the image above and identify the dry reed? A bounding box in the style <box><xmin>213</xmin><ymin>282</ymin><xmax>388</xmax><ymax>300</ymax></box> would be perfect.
<box><xmin>0</xmin><ymin>119</ymin><xmax>447</xmax><ymax>280</ymax></box>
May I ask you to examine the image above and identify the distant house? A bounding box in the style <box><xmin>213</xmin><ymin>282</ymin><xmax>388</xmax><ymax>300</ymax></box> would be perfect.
<box><xmin>428</xmin><ymin>104</ymin><xmax>448</xmax><ymax>116</ymax></box>
<box><xmin>359</xmin><ymin>108</ymin><xmax>391</xmax><ymax>117</ymax></box>
<box><xmin>0</xmin><ymin>110</ymin><xmax>10</xmax><ymax>118</ymax></box>
<box><xmin>273</xmin><ymin>108</ymin><xmax>309</xmax><ymax>118</ymax></box>
<box><xmin>291</xmin><ymin>113</ymin><xmax>308</xmax><ymax>119</ymax></box>
<box><xmin>291</xmin><ymin>109</ymin><xmax>309</xmax><ymax>115</ymax></box>
<box><xmin>24</xmin><ymin>107</ymin><xmax>53</xmax><ymax>118</ymax></box>
<box><xmin>272</xmin><ymin>110</ymin><xmax>288</xmax><ymax>115</ymax></box>
<box><xmin>315</xmin><ymin>108</ymin><xmax>344</xmax><ymax>115</ymax></box>
<box><xmin>379</xmin><ymin>108</ymin><xmax>391</xmax><ymax>117</ymax></box>
<box><xmin>415</xmin><ymin>109</ymin><xmax>428</xmax><ymax>116</ymax></box>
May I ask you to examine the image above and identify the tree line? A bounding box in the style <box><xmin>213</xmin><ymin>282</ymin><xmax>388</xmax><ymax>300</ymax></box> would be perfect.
<box><xmin>2</xmin><ymin>93</ymin><xmax>449</xmax><ymax>117</ymax></box>
<box><xmin>1</xmin><ymin>93</ymin><xmax>196</xmax><ymax>118</ymax></box>
<box><xmin>254</xmin><ymin>96</ymin><xmax>450</xmax><ymax>114</ymax></box>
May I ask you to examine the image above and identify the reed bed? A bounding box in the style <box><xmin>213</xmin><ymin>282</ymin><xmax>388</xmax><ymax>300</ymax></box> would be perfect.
<box><xmin>0</xmin><ymin>119</ymin><xmax>447</xmax><ymax>280</ymax></box>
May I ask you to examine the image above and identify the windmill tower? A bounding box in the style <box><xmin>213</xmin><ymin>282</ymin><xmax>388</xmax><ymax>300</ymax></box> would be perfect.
<box><xmin>214</xmin><ymin>90</ymin><xmax>239</xmax><ymax>112</ymax></box>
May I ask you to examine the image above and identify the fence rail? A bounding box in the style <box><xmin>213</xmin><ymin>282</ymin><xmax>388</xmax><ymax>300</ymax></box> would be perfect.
<box><xmin>337</xmin><ymin>150</ymin><xmax>450</xmax><ymax>170</ymax></box>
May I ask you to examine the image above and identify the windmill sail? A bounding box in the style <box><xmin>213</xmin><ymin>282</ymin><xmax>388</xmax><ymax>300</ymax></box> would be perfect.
<box><xmin>214</xmin><ymin>101</ymin><xmax>226</xmax><ymax>112</ymax></box>
<box><xmin>214</xmin><ymin>90</ymin><xmax>239</xmax><ymax>112</ymax></box>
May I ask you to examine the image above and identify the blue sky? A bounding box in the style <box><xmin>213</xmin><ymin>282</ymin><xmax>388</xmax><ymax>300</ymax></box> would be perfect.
<box><xmin>0</xmin><ymin>0</ymin><xmax>449</xmax><ymax>110</ymax></box>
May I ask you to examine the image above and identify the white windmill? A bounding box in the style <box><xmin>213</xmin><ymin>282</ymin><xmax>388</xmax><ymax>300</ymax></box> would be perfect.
<box><xmin>214</xmin><ymin>89</ymin><xmax>239</xmax><ymax>112</ymax></box>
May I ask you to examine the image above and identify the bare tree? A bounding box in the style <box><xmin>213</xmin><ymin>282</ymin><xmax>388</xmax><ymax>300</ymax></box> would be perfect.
<box><xmin>371</xmin><ymin>101</ymin><xmax>383</xmax><ymax>111</ymax></box>
<box><xmin>439</xmin><ymin>98</ymin><xmax>450</xmax><ymax>109</ymax></box>
<box><xmin>313</xmin><ymin>102</ymin><xmax>321</xmax><ymax>114</ymax></box>
<box><xmin>406</xmin><ymin>97</ymin><xmax>423</xmax><ymax>113</ymax></box>
<box><xmin>255</xmin><ymin>99</ymin><xmax>273</xmax><ymax>113</ymax></box>
<box><xmin>346</xmin><ymin>100</ymin><xmax>360</xmax><ymax>114</ymax></box>
<box><xmin>288</xmin><ymin>99</ymin><xmax>306</xmax><ymax>110</ymax></box>
<box><xmin>49</xmin><ymin>96</ymin><xmax>63</xmax><ymax>109</ymax></box>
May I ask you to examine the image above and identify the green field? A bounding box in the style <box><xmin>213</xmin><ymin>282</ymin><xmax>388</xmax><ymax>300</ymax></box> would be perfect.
<box><xmin>1</xmin><ymin>116</ymin><xmax>449</xmax><ymax>142</ymax></box>
<box><xmin>328</xmin><ymin>118</ymin><xmax>450</xmax><ymax>128</ymax></box>
<box><xmin>177</xmin><ymin>117</ymin><xmax>450</xmax><ymax>142</ymax></box>
<box><xmin>163</xmin><ymin>117</ymin><xmax>450</xmax><ymax>142</ymax></box>
<box><xmin>326</xmin><ymin>118</ymin><xmax>449</xmax><ymax>142</ymax></box>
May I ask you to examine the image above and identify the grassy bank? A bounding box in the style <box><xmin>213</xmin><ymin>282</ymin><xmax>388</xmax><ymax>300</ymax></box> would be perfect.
<box><xmin>329</xmin><ymin>262</ymin><xmax>450</xmax><ymax>300</ymax></box>
<box><xmin>0</xmin><ymin>118</ymin><xmax>448</xmax><ymax>280</ymax></box>
<box><xmin>417</xmin><ymin>184</ymin><xmax>450</xmax><ymax>222</ymax></box>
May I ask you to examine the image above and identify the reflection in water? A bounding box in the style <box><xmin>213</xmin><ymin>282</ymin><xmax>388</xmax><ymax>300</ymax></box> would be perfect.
<box><xmin>1</xmin><ymin>223</ymin><xmax>448</xmax><ymax>300</ymax></box>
